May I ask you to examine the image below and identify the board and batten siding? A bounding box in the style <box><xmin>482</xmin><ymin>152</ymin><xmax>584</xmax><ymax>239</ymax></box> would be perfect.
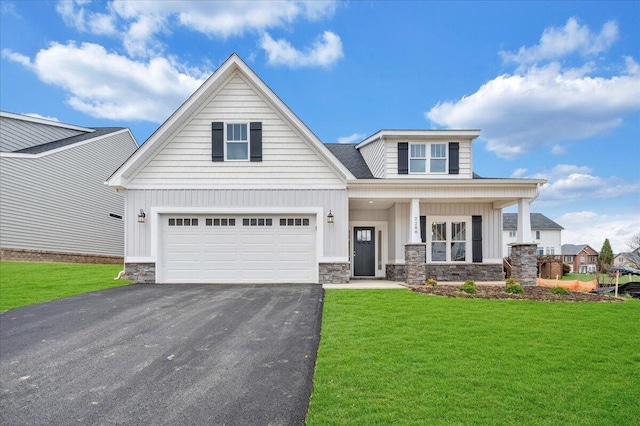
<box><xmin>0</xmin><ymin>117</ymin><xmax>85</xmax><ymax>152</ymax></box>
<box><xmin>0</xmin><ymin>130</ymin><xmax>136</xmax><ymax>256</ymax></box>
<box><xmin>387</xmin><ymin>202</ymin><xmax>502</xmax><ymax>263</ymax></box>
<box><xmin>386</xmin><ymin>140</ymin><xmax>473</xmax><ymax>179</ymax></box>
<box><xmin>129</xmin><ymin>71</ymin><xmax>344</xmax><ymax>187</ymax></box>
<box><xmin>358</xmin><ymin>138</ymin><xmax>386</xmax><ymax>178</ymax></box>
<box><xmin>124</xmin><ymin>188</ymin><xmax>349</xmax><ymax>260</ymax></box>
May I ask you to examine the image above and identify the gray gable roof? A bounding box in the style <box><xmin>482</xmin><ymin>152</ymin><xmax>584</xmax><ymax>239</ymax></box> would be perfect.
<box><xmin>324</xmin><ymin>143</ymin><xmax>375</xmax><ymax>179</ymax></box>
<box><xmin>15</xmin><ymin>127</ymin><xmax>126</xmax><ymax>154</ymax></box>
<box><xmin>562</xmin><ymin>244</ymin><xmax>598</xmax><ymax>255</ymax></box>
<box><xmin>503</xmin><ymin>213</ymin><xmax>564</xmax><ymax>230</ymax></box>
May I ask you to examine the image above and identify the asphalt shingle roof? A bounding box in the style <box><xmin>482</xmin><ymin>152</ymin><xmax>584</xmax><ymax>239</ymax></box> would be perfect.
<box><xmin>503</xmin><ymin>213</ymin><xmax>564</xmax><ymax>230</ymax></box>
<box><xmin>324</xmin><ymin>143</ymin><xmax>375</xmax><ymax>179</ymax></box>
<box><xmin>15</xmin><ymin>127</ymin><xmax>126</xmax><ymax>154</ymax></box>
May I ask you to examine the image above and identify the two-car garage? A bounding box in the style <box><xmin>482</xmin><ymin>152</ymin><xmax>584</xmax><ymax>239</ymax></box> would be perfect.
<box><xmin>157</xmin><ymin>214</ymin><xmax>318</xmax><ymax>283</ymax></box>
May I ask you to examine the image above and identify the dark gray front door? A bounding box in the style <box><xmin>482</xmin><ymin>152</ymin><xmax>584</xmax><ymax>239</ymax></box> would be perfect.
<box><xmin>354</xmin><ymin>227</ymin><xmax>375</xmax><ymax>276</ymax></box>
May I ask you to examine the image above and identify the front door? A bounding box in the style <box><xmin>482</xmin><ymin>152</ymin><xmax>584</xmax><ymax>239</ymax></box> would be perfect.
<box><xmin>354</xmin><ymin>227</ymin><xmax>375</xmax><ymax>277</ymax></box>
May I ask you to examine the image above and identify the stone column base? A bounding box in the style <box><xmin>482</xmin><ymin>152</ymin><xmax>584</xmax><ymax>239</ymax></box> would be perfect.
<box><xmin>509</xmin><ymin>243</ymin><xmax>537</xmax><ymax>286</ymax></box>
<box><xmin>405</xmin><ymin>243</ymin><xmax>427</xmax><ymax>285</ymax></box>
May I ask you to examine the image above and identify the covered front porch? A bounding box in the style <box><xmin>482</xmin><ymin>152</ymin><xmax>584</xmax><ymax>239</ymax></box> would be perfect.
<box><xmin>346</xmin><ymin>178</ymin><xmax>543</xmax><ymax>284</ymax></box>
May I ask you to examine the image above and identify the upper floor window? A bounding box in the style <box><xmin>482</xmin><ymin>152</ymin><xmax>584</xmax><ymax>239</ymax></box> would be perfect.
<box><xmin>535</xmin><ymin>230</ymin><xmax>541</xmax><ymax>239</ymax></box>
<box><xmin>226</xmin><ymin>123</ymin><xmax>248</xmax><ymax>160</ymax></box>
<box><xmin>508</xmin><ymin>231</ymin><xmax>516</xmax><ymax>238</ymax></box>
<box><xmin>409</xmin><ymin>143</ymin><xmax>447</xmax><ymax>174</ymax></box>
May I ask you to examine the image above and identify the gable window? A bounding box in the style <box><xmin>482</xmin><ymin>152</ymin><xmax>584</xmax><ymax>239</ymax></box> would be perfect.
<box><xmin>409</xmin><ymin>143</ymin><xmax>447</xmax><ymax>174</ymax></box>
<box><xmin>226</xmin><ymin>123</ymin><xmax>248</xmax><ymax>160</ymax></box>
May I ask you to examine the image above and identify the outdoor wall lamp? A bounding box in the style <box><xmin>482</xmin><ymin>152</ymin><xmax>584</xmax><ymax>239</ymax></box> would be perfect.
<box><xmin>327</xmin><ymin>210</ymin><xmax>334</xmax><ymax>224</ymax></box>
<box><xmin>137</xmin><ymin>209</ymin><xmax>147</xmax><ymax>223</ymax></box>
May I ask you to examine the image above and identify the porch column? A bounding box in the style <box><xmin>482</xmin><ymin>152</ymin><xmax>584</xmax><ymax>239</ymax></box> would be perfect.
<box><xmin>410</xmin><ymin>198</ymin><xmax>421</xmax><ymax>243</ymax></box>
<box><xmin>516</xmin><ymin>198</ymin><xmax>532</xmax><ymax>243</ymax></box>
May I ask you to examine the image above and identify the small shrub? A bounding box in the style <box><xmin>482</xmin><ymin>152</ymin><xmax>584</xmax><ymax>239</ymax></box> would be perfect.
<box><xmin>425</xmin><ymin>277</ymin><xmax>438</xmax><ymax>286</ymax></box>
<box><xmin>505</xmin><ymin>282</ymin><xmax>524</xmax><ymax>294</ymax></box>
<box><xmin>505</xmin><ymin>277</ymin><xmax>519</xmax><ymax>286</ymax></box>
<box><xmin>551</xmin><ymin>286</ymin><xmax>570</xmax><ymax>295</ymax></box>
<box><xmin>459</xmin><ymin>280</ymin><xmax>477</xmax><ymax>294</ymax></box>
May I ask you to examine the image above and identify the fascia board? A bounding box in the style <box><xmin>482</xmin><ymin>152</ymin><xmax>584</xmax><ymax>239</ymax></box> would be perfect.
<box><xmin>356</xmin><ymin>129</ymin><xmax>482</xmax><ymax>149</ymax></box>
<box><xmin>0</xmin><ymin>111</ymin><xmax>95</xmax><ymax>132</ymax></box>
<box><xmin>347</xmin><ymin>178</ymin><xmax>547</xmax><ymax>187</ymax></box>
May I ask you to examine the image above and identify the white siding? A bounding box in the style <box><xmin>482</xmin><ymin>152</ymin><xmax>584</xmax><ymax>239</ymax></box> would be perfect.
<box><xmin>358</xmin><ymin>138</ymin><xmax>386</xmax><ymax>178</ymax></box>
<box><xmin>0</xmin><ymin>117</ymin><xmax>85</xmax><ymax>152</ymax></box>
<box><xmin>129</xmin><ymin>72</ymin><xmax>344</xmax><ymax>187</ymax></box>
<box><xmin>124</xmin><ymin>188</ymin><xmax>348</xmax><ymax>260</ymax></box>
<box><xmin>389</xmin><ymin>202</ymin><xmax>502</xmax><ymax>262</ymax></box>
<box><xmin>0</xmin><ymin>131</ymin><xmax>136</xmax><ymax>256</ymax></box>
<box><xmin>503</xmin><ymin>229</ymin><xmax>562</xmax><ymax>257</ymax></box>
<box><xmin>385</xmin><ymin>140</ymin><xmax>473</xmax><ymax>179</ymax></box>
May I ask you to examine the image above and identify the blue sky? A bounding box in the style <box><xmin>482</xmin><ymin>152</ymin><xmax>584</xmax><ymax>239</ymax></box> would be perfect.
<box><xmin>1</xmin><ymin>1</ymin><xmax>639</xmax><ymax>253</ymax></box>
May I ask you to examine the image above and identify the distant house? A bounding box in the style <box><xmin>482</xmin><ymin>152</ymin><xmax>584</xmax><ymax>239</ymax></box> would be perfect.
<box><xmin>561</xmin><ymin>244</ymin><xmax>599</xmax><ymax>273</ymax></box>
<box><xmin>503</xmin><ymin>213</ymin><xmax>563</xmax><ymax>257</ymax></box>
<box><xmin>613</xmin><ymin>248</ymin><xmax>640</xmax><ymax>268</ymax></box>
<box><xmin>0</xmin><ymin>111</ymin><xmax>138</xmax><ymax>262</ymax></box>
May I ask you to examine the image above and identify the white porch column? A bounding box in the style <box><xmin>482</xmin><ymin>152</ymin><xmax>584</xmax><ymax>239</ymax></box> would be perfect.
<box><xmin>410</xmin><ymin>198</ymin><xmax>421</xmax><ymax>243</ymax></box>
<box><xmin>516</xmin><ymin>198</ymin><xmax>532</xmax><ymax>243</ymax></box>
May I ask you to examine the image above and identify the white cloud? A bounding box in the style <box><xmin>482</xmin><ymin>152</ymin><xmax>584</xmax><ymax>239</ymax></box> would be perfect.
<box><xmin>1</xmin><ymin>48</ymin><xmax>31</xmax><ymax>67</ymax></box>
<box><xmin>510</xmin><ymin>168</ymin><xmax>528</xmax><ymax>178</ymax></box>
<box><xmin>551</xmin><ymin>145</ymin><xmax>566</xmax><ymax>155</ymax></box>
<box><xmin>499</xmin><ymin>17</ymin><xmax>618</xmax><ymax>66</ymax></box>
<box><xmin>261</xmin><ymin>31</ymin><xmax>343</xmax><ymax>68</ymax></box>
<box><xmin>524</xmin><ymin>164</ymin><xmax>640</xmax><ymax>204</ymax></box>
<box><xmin>555</xmin><ymin>211</ymin><xmax>640</xmax><ymax>253</ymax></box>
<box><xmin>57</xmin><ymin>0</ymin><xmax>338</xmax><ymax>58</ymax></box>
<box><xmin>337</xmin><ymin>132</ymin><xmax>366</xmax><ymax>144</ymax></box>
<box><xmin>5</xmin><ymin>42</ymin><xmax>208</xmax><ymax>122</ymax></box>
<box><xmin>426</xmin><ymin>61</ymin><xmax>640</xmax><ymax>159</ymax></box>
<box><xmin>24</xmin><ymin>113</ymin><xmax>60</xmax><ymax>122</ymax></box>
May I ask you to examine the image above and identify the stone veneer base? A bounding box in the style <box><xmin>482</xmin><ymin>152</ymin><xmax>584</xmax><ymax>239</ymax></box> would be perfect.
<box><xmin>319</xmin><ymin>262</ymin><xmax>350</xmax><ymax>284</ymax></box>
<box><xmin>387</xmin><ymin>263</ymin><xmax>503</xmax><ymax>283</ymax></box>
<box><xmin>509</xmin><ymin>244</ymin><xmax>538</xmax><ymax>286</ymax></box>
<box><xmin>125</xmin><ymin>262</ymin><xmax>156</xmax><ymax>284</ymax></box>
<box><xmin>1</xmin><ymin>248</ymin><xmax>123</xmax><ymax>264</ymax></box>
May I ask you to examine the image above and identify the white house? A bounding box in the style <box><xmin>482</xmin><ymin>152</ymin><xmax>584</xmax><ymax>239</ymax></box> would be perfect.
<box><xmin>503</xmin><ymin>213</ymin><xmax>563</xmax><ymax>258</ymax></box>
<box><xmin>0</xmin><ymin>111</ymin><xmax>138</xmax><ymax>262</ymax></box>
<box><xmin>107</xmin><ymin>54</ymin><xmax>544</xmax><ymax>284</ymax></box>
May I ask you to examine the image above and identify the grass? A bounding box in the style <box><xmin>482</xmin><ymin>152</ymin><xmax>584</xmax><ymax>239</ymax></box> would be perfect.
<box><xmin>562</xmin><ymin>272</ymin><xmax>633</xmax><ymax>285</ymax></box>
<box><xmin>0</xmin><ymin>261</ymin><xmax>130</xmax><ymax>311</ymax></box>
<box><xmin>308</xmin><ymin>290</ymin><xmax>640</xmax><ymax>425</ymax></box>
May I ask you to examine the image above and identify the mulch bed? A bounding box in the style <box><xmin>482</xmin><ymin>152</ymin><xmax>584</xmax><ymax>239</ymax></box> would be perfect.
<box><xmin>411</xmin><ymin>284</ymin><xmax>625</xmax><ymax>302</ymax></box>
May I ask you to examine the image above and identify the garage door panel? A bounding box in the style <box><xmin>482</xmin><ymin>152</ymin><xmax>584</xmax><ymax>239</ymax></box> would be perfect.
<box><xmin>160</xmin><ymin>214</ymin><xmax>317</xmax><ymax>283</ymax></box>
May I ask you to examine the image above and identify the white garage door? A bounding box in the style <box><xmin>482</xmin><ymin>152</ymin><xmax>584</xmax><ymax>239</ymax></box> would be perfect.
<box><xmin>158</xmin><ymin>215</ymin><xmax>317</xmax><ymax>283</ymax></box>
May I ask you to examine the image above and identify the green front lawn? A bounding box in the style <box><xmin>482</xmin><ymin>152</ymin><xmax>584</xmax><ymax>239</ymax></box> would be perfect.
<box><xmin>308</xmin><ymin>290</ymin><xmax>640</xmax><ymax>425</ymax></box>
<box><xmin>0</xmin><ymin>261</ymin><xmax>131</xmax><ymax>311</ymax></box>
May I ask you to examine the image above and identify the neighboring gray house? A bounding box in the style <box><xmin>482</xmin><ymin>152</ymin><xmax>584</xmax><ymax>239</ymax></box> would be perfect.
<box><xmin>503</xmin><ymin>213</ymin><xmax>564</xmax><ymax>257</ymax></box>
<box><xmin>107</xmin><ymin>54</ymin><xmax>544</xmax><ymax>284</ymax></box>
<box><xmin>0</xmin><ymin>111</ymin><xmax>138</xmax><ymax>262</ymax></box>
<box><xmin>613</xmin><ymin>248</ymin><xmax>640</xmax><ymax>268</ymax></box>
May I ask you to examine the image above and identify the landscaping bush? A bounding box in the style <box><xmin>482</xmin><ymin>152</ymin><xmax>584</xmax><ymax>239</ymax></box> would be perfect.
<box><xmin>459</xmin><ymin>280</ymin><xmax>477</xmax><ymax>294</ymax></box>
<box><xmin>425</xmin><ymin>277</ymin><xmax>438</xmax><ymax>286</ymax></box>
<box><xmin>551</xmin><ymin>286</ymin><xmax>570</xmax><ymax>295</ymax></box>
<box><xmin>562</xmin><ymin>263</ymin><xmax>571</xmax><ymax>276</ymax></box>
<box><xmin>505</xmin><ymin>282</ymin><xmax>524</xmax><ymax>294</ymax></box>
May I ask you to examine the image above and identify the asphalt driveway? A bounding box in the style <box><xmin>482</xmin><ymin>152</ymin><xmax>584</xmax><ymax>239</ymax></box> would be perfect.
<box><xmin>0</xmin><ymin>284</ymin><xmax>324</xmax><ymax>425</ymax></box>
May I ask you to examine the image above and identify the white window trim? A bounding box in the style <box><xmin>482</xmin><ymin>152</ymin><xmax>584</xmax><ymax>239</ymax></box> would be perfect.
<box><xmin>426</xmin><ymin>216</ymin><xmax>471</xmax><ymax>263</ymax></box>
<box><xmin>224</xmin><ymin>122</ymin><xmax>250</xmax><ymax>161</ymax></box>
<box><xmin>408</xmin><ymin>142</ymin><xmax>448</xmax><ymax>175</ymax></box>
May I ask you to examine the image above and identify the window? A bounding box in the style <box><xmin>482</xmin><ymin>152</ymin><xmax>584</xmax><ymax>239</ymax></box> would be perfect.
<box><xmin>242</xmin><ymin>218</ymin><xmax>273</xmax><ymax>226</ymax></box>
<box><xmin>168</xmin><ymin>218</ymin><xmax>198</xmax><ymax>226</ymax></box>
<box><xmin>226</xmin><ymin>123</ymin><xmax>248</xmax><ymax>160</ymax></box>
<box><xmin>206</xmin><ymin>218</ymin><xmax>236</xmax><ymax>226</ymax></box>
<box><xmin>535</xmin><ymin>231</ymin><xmax>541</xmax><ymax>239</ymax></box>
<box><xmin>409</xmin><ymin>143</ymin><xmax>447</xmax><ymax>174</ymax></box>
<box><xmin>545</xmin><ymin>247</ymin><xmax>555</xmax><ymax>255</ymax></box>
<box><xmin>564</xmin><ymin>256</ymin><xmax>573</xmax><ymax>262</ymax></box>
<box><xmin>508</xmin><ymin>231</ymin><xmax>516</xmax><ymax>238</ymax></box>
<box><xmin>356</xmin><ymin>229</ymin><xmax>372</xmax><ymax>242</ymax></box>
<box><xmin>279</xmin><ymin>218</ymin><xmax>310</xmax><ymax>226</ymax></box>
<box><xmin>580</xmin><ymin>256</ymin><xmax>585</xmax><ymax>264</ymax></box>
<box><xmin>429</xmin><ymin>219</ymin><xmax>469</xmax><ymax>262</ymax></box>
<box><xmin>430</xmin><ymin>143</ymin><xmax>446</xmax><ymax>173</ymax></box>
<box><xmin>536</xmin><ymin>247</ymin><xmax>544</xmax><ymax>255</ymax></box>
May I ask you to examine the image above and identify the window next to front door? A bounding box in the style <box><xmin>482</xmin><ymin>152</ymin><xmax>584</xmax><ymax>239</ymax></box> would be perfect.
<box><xmin>428</xmin><ymin>218</ymin><xmax>470</xmax><ymax>262</ymax></box>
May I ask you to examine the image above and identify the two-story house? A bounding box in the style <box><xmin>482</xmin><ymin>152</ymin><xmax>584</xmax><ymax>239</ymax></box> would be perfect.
<box><xmin>613</xmin><ymin>248</ymin><xmax>640</xmax><ymax>268</ymax></box>
<box><xmin>107</xmin><ymin>54</ymin><xmax>544</xmax><ymax>284</ymax></box>
<box><xmin>562</xmin><ymin>244</ymin><xmax>599</xmax><ymax>274</ymax></box>
<box><xmin>503</xmin><ymin>213</ymin><xmax>563</xmax><ymax>258</ymax></box>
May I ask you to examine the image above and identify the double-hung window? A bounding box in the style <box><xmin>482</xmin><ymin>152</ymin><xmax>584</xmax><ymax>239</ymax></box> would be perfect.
<box><xmin>429</xmin><ymin>218</ymin><xmax>469</xmax><ymax>262</ymax></box>
<box><xmin>226</xmin><ymin>123</ymin><xmax>248</xmax><ymax>160</ymax></box>
<box><xmin>409</xmin><ymin>143</ymin><xmax>447</xmax><ymax>174</ymax></box>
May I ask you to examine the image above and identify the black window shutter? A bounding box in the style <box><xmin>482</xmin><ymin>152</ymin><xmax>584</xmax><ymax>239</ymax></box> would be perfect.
<box><xmin>449</xmin><ymin>142</ymin><xmax>459</xmax><ymax>174</ymax></box>
<box><xmin>398</xmin><ymin>142</ymin><xmax>408</xmax><ymax>174</ymax></box>
<box><xmin>472</xmin><ymin>215</ymin><xmax>483</xmax><ymax>263</ymax></box>
<box><xmin>250</xmin><ymin>122</ymin><xmax>262</xmax><ymax>162</ymax></box>
<box><xmin>420</xmin><ymin>216</ymin><xmax>426</xmax><ymax>243</ymax></box>
<box><xmin>211</xmin><ymin>122</ymin><xmax>224</xmax><ymax>162</ymax></box>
